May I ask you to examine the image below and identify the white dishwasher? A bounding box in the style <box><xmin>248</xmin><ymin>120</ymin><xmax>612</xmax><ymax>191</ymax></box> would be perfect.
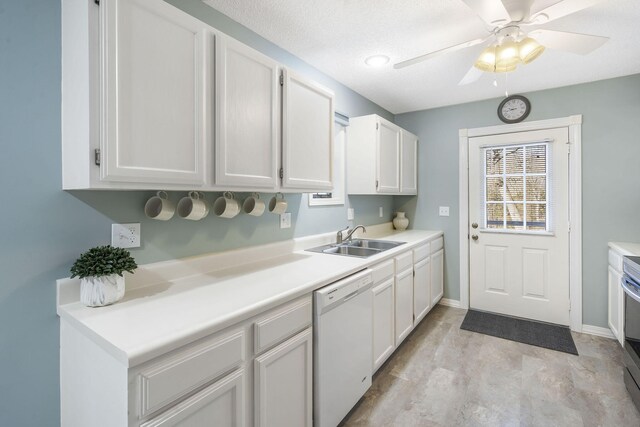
<box><xmin>314</xmin><ymin>268</ymin><xmax>373</xmax><ymax>427</ymax></box>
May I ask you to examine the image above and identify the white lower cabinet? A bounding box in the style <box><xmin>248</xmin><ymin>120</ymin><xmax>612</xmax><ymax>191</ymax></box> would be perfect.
<box><xmin>430</xmin><ymin>249</ymin><xmax>444</xmax><ymax>307</ymax></box>
<box><xmin>413</xmin><ymin>257</ymin><xmax>431</xmax><ymax>325</ymax></box>
<box><xmin>608</xmin><ymin>266</ymin><xmax>623</xmax><ymax>344</ymax></box>
<box><xmin>395</xmin><ymin>266</ymin><xmax>414</xmax><ymax>346</ymax></box>
<box><xmin>141</xmin><ymin>369</ymin><xmax>245</xmax><ymax>427</ymax></box>
<box><xmin>372</xmin><ymin>277</ymin><xmax>395</xmax><ymax>373</ymax></box>
<box><xmin>254</xmin><ymin>328</ymin><xmax>313</xmax><ymax>427</ymax></box>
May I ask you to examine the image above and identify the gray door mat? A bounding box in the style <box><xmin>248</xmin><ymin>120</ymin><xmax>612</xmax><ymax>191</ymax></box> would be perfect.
<box><xmin>460</xmin><ymin>309</ymin><xmax>578</xmax><ymax>355</ymax></box>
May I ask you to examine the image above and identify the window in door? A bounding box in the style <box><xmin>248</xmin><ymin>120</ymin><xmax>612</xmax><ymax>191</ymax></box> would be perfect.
<box><xmin>482</xmin><ymin>143</ymin><xmax>550</xmax><ymax>232</ymax></box>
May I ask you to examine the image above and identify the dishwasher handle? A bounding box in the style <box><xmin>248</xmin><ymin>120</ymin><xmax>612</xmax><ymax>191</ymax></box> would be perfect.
<box><xmin>342</xmin><ymin>290</ymin><xmax>359</xmax><ymax>302</ymax></box>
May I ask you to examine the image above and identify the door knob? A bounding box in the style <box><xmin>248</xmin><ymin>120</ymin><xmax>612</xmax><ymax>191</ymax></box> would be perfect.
<box><xmin>471</xmin><ymin>222</ymin><xmax>478</xmax><ymax>229</ymax></box>
<box><xmin>471</xmin><ymin>235</ymin><xmax>479</xmax><ymax>241</ymax></box>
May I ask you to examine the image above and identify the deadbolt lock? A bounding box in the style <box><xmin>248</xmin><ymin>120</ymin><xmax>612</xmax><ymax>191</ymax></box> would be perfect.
<box><xmin>471</xmin><ymin>235</ymin><xmax>479</xmax><ymax>241</ymax></box>
<box><xmin>471</xmin><ymin>222</ymin><xmax>478</xmax><ymax>229</ymax></box>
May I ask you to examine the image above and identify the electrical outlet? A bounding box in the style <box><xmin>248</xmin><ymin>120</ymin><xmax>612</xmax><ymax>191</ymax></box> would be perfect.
<box><xmin>379</xmin><ymin>207</ymin><xmax>384</xmax><ymax>218</ymax></box>
<box><xmin>347</xmin><ymin>208</ymin><xmax>354</xmax><ymax>221</ymax></box>
<box><xmin>439</xmin><ymin>206</ymin><xmax>450</xmax><ymax>217</ymax></box>
<box><xmin>111</xmin><ymin>223</ymin><xmax>140</xmax><ymax>248</ymax></box>
<box><xmin>280</xmin><ymin>212</ymin><xmax>291</xmax><ymax>229</ymax></box>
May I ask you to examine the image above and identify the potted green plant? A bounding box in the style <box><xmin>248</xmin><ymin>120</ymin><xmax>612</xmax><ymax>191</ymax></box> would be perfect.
<box><xmin>70</xmin><ymin>245</ymin><xmax>138</xmax><ymax>307</ymax></box>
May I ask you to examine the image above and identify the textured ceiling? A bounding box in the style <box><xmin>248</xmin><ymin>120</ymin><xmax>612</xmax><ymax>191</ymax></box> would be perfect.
<box><xmin>203</xmin><ymin>0</ymin><xmax>640</xmax><ymax>114</ymax></box>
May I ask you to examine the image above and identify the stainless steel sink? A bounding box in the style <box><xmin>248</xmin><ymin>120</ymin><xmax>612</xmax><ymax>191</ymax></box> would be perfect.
<box><xmin>345</xmin><ymin>239</ymin><xmax>405</xmax><ymax>251</ymax></box>
<box><xmin>306</xmin><ymin>239</ymin><xmax>406</xmax><ymax>258</ymax></box>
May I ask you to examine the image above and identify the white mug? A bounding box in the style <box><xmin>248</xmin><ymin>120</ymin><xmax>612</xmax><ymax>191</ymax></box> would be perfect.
<box><xmin>243</xmin><ymin>193</ymin><xmax>265</xmax><ymax>217</ymax></box>
<box><xmin>269</xmin><ymin>193</ymin><xmax>287</xmax><ymax>214</ymax></box>
<box><xmin>177</xmin><ymin>192</ymin><xmax>209</xmax><ymax>221</ymax></box>
<box><xmin>213</xmin><ymin>192</ymin><xmax>240</xmax><ymax>219</ymax></box>
<box><xmin>144</xmin><ymin>191</ymin><xmax>175</xmax><ymax>221</ymax></box>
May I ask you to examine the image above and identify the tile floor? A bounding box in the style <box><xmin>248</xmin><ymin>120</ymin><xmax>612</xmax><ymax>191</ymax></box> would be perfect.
<box><xmin>342</xmin><ymin>305</ymin><xmax>640</xmax><ymax>426</ymax></box>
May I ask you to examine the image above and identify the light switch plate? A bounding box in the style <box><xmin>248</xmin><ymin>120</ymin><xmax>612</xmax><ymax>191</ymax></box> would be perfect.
<box><xmin>439</xmin><ymin>206</ymin><xmax>450</xmax><ymax>217</ymax></box>
<box><xmin>111</xmin><ymin>223</ymin><xmax>140</xmax><ymax>248</ymax></box>
<box><xmin>347</xmin><ymin>208</ymin><xmax>354</xmax><ymax>221</ymax></box>
<box><xmin>280</xmin><ymin>212</ymin><xmax>291</xmax><ymax>229</ymax></box>
<box><xmin>379</xmin><ymin>207</ymin><xmax>384</xmax><ymax>218</ymax></box>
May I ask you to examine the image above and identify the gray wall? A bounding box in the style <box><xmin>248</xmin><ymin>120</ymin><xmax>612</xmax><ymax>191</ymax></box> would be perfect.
<box><xmin>395</xmin><ymin>74</ymin><xmax>640</xmax><ymax>328</ymax></box>
<box><xmin>0</xmin><ymin>1</ymin><xmax>393</xmax><ymax>425</ymax></box>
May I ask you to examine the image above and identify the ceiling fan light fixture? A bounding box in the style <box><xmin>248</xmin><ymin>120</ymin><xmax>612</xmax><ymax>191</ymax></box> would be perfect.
<box><xmin>364</xmin><ymin>55</ymin><xmax>390</xmax><ymax>67</ymax></box>
<box><xmin>474</xmin><ymin>46</ymin><xmax>497</xmax><ymax>72</ymax></box>
<box><xmin>518</xmin><ymin>37</ymin><xmax>545</xmax><ymax>64</ymax></box>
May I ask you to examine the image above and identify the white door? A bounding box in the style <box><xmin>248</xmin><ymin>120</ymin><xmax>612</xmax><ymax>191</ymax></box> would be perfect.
<box><xmin>215</xmin><ymin>36</ymin><xmax>279</xmax><ymax>189</ymax></box>
<box><xmin>430</xmin><ymin>249</ymin><xmax>444</xmax><ymax>307</ymax></box>
<box><xmin>413</xmin><ymin>257</ymin><xmax>431</xmax><ymax>324</ymax></box>
<box><xmin>400</xmin><ymin>130</ymin><xmax>418</xmax><ymax>194</ymax></box>
<box><xmin>395</xmin><ymin>268</ymin><xmax>414</xmax><ymax>345</ymax></box>
<box><xmin>377</xmin><ymin>120</ymin><xmax>401</xmax><ymax>193</ymax></box>
<box><xmin>469</xmin><ymin>128</ymin><xmax>570</xmax><ymax>325</ymax></box>
<box><xmin>101</xmin><ymin>0</ymin><xmax>210</xmax><ymax>185</ymax></box>
<box><xmin>140</xmin><ymin>369</ymin><xmax>245</xmax><ymax>427</ymax></box>
<box><xmin>254</xmin><ymin>328</ymin><xmax>312</xmax><ymax>427</ymax></box>
<box><xmin>372</xmin><ymin>277</ymin><xmax>395</xmax><ymax>373</ymax></box>
<box><xmin>282</xmin><ymin>69</ymin><xmax>334</xmax><ymax>191</ymax></box>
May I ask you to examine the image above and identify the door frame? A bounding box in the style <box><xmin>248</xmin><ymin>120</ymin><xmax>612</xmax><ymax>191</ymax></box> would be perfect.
<box><xmin>459</xmin><ymin>115</ymin><xmax>583</xmax><ymax>332</ymax></box>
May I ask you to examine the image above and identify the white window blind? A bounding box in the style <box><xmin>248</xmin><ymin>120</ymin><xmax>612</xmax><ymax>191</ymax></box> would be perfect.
<box><xmin>480</xmin><ymin>142</ymin><xmax>551</xmax><ymax>232</ymax></box>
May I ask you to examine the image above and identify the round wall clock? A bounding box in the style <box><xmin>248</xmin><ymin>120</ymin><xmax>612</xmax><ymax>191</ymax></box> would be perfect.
<box><xmin>497</xmin><ymin>95</ymin><xmax>531</xmax><ymax>124</ymax></box>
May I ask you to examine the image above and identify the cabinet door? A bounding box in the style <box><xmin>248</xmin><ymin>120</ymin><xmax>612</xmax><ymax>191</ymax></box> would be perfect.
<box><xmin>215</xmin><ymin>36</ymin><xmax>279</xmax><ymax>189</ymax></box>
<box><xmin>395</xmin><ymin>268</ymin><xmax>414</xmax><ymax>346</ymax></box>
<box><xmin>413</xmin><ymin>257</ymin><xmax>431</xmax><ymax>325</ymax></box>
<box><xmin>608</xmin><ymin>266</ymin><xmax>623</xmax><ymax>345</ymax></box>
<box><xmin>254</xmin><ymin>328</ymin><xmax>312</xmax><ymax>427</ymax></box>
<box><xmin>431</xmin><ymin>249</ymin><xmax>444</xmax><ymax>307</ymax></box>
<box><xmin>140</xmin><ymin>369</ymin><xmax>245</xmax><ymax>427</ymax></box>
<box><xmin>377</xmin><ymin>120</ymin><xmax>401</xmax><ymax>193</ymax></box>
<box><xmin>282</xmin><ymin>69</ymin><xmax>334</xmax><ymax>191</ymax></box>
<box><xmin>400</xmin><ymin>131</ymin><xmax>418</xmax><ymax>194</ymax></box>
<box><xmin>101</xmin><ymin>0</ymin><xmax>210</xmax><ymax>185</ymax></box>
<box><xmin>372</xmin><ymin>278</ymin><xmax>395</xmax><ymax>373</ymax></box>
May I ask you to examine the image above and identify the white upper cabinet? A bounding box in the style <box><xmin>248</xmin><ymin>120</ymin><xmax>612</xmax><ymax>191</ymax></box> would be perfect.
<box><xmin>215</xmin><ymin>36</ymin><xmax>279</xmax><ymax>189</ymax></box>
<box><xmin>400</xmin><ymin>130</ymin><xmax>418</xmax><ymax>195</ymax></box>
<box><xmin>346</xmin><ymin>115</ymin><xmax>417</xmax><ymax>195</ymax></box>
<box><xmin>101</xmin><ymin>0</ymin><xmax>211</xmax><ymax>185</ymax></box>
<box><xmin>282</xmin><ymin>69</ymin><xmax>334</xmax><ymax>191</ymax></box>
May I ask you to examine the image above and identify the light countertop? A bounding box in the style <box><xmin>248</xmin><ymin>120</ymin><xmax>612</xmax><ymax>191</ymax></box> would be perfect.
<box><xmin>609</xmin><ymin>242</ymin><xmax>640</xmax><ymax>256</ymax></box>
<box><xmin>57</xmin><ymin>228</ymin><xmax>443</xmax><ymax>367</ymax></box>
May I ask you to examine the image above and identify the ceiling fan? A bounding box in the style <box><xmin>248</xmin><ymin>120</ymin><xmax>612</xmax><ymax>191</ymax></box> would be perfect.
<box><xmin>394</xmin><ymin>0</ymin><xmax>609</xmax><ymax>85</ymax></box>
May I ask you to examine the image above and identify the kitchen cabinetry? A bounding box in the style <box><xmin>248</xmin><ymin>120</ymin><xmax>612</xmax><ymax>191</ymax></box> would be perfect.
<box><xmin>215</xmin><ymin>36</ymin><xmax>279</xmax><ymax>189</ymax></box>
<box><xmin>400</xmin><ymin>130</ymin><xmax>418</xmax><ymax>194</ymax></box>
<box><xmin>413</xmin><ymin>244</ymin><xmax>431</xmax><ymax>325</ymax></box>
<box><xmin>62</xmin><ymin>0</ymin><xmax>333</xmax><ymax>193</ymax></box>
<box><xmin>430</xmin><ymin>246</ymin><xmax>444</xmax><ymax>307</ymax></box>
<box><xmin>394</xmin><ymin>252</ymin><xmax>414</xmax><ymax>346</ymax></box>
<box><xmin>607</xmin><ymin>243</ymin><xmax>640</xmax><ymax>345</ymax></box>
<box><xmin>371</xmin><ymin>260</ymin><xmax>396</xmax><ymax>373</ymax></box>
<box><xmin>254</xmin><ymin>329</ymin><xmax>312</xmax><ymax>427</ymax></box>
<box><xmin>282</xmin><ymin>69</ymin><xmax>334</xmax><ymax>191</ymax></box>
<box><xmin>346</xmin><ymin>115</ymin><xmax>418</xmax><ymax>195</ymax></box>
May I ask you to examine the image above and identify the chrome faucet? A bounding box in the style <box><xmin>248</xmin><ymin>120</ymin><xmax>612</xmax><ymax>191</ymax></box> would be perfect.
<box><xmin>343</xmin><ymin>225</ymin><xmax>367</xmax><ymax>243</ymax></box>
<box><xmin>336</xmin><ymin>226</ymin><xmax>350</xmax><ymax>244</ymax></box>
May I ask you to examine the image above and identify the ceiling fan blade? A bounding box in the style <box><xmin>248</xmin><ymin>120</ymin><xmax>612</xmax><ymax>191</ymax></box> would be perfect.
<box><xmin>529</xmin><ymin>0</ymin><xmax>606</xmax><ymax>24</ymax></box>
<box><xmin>394</xmin><ymin>36</ymin><xmax>490</xmax><ymax>69</ymax></box>
<box><xmin>529</xmin><ymin>29</ymin><xmax>608</xmax><ymax>55</ymax></box>
<box><xmin>461</xmin><ymin>0</ymin><xmax>511</xmax><ymax>26</ymax></box>
<box><xmin>459</xmin><ymin>66</ymin><xmax>484</xmax><ymax>86</ymax></box>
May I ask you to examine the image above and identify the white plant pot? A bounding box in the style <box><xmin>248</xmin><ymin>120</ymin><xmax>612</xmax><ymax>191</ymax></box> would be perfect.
<box><xmin>80</xmin><ymin>274</ymin><xmax>125</xmax><ymax>307</ymax></box>
<box><xmin>393</xmin><ymin>212</ymin><xmax>409</xmax><ymax>231</ymax></box>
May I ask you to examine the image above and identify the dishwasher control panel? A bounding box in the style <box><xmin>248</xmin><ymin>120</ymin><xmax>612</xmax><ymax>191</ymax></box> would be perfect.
<box><xmin>315</xmin><ymin>270</ymin><xmax>373</xmax><ymax>310</ymax></box>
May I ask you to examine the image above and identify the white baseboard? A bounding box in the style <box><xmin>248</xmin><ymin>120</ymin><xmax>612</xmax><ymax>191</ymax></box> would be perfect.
<box><xmin>580</xmin><ymin>324</ymin><xmax>615</xmax><ymax>339</ymax></box>
<box><xmin>438</xmin><ymin>298</ymin><xmax>461</xmax><ymax>308</ymax></box>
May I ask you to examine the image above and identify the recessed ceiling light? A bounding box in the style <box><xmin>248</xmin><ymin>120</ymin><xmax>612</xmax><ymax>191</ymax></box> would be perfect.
<box><xmin>364</xmin><ymin>55</ymin><xmax>390</xmax><ymax>67</ymax></box>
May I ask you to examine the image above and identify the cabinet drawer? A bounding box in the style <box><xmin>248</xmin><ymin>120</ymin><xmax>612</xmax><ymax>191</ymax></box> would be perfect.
<box><xmin>136</xmin><ymin>328</ymin><xmax>245</xmax><ymax>418</ymax></box>
<box><xmin>254</xmin><ymin>296</ymin><xmax>312</xmax><ymax>355</ymax></box>
<box><xmin>430</xmin><ymin>237</ymin><xmax>444</xmax><ymax>254</ymax></box>
<box><xmin>413</xmin><ymin>244</ymin><xmax>430</xmax><ymax>263</ymax></box>
<box><xmin>371</xmin><ymin>259</ymin><xmax>395</xmax><ymax>284</ymax></box>
<box><xmin>609</xmin><ymin>249</ymin><xmax>623</xmax><ymax>273</ymax></box>
<box><xmin>395</xmin><ymin>251</ymin><xmax>413</xmax><ymax>273</ymax></box>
